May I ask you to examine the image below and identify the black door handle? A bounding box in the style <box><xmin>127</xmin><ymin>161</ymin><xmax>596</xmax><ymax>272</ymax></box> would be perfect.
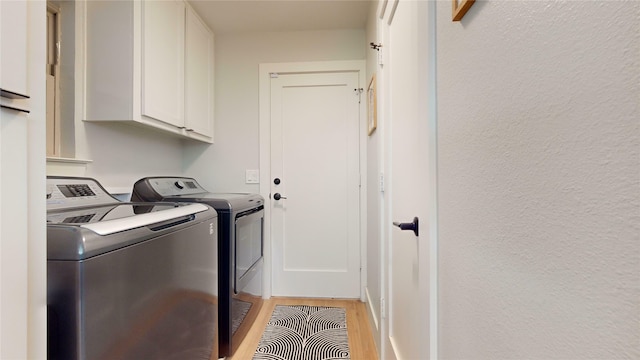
<box><xmin>393</xmin><ymin>217</ymin><xmax>419</xmax><ymax>236</ymax></box>
<box><xmin>273</xmin><ymin>193</ymin><xmax>287</xmax><ymax>201</ymax></box>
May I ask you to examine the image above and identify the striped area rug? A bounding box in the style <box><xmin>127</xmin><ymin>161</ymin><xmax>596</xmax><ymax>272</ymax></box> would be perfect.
<box><xmin>253</xmin><ymin>305</ymin><xmax>350</xmax><ymax>360</ymax></box>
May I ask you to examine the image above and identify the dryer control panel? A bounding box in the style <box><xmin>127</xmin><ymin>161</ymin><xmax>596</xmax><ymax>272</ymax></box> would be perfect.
<box><xmin>47</xmin><ymin>176</ymin><xmax>119</xmax><ymax>210</ymax></box>
<box><xmin>135</xmin><ymin>177</ymin><xmax>207</xmax><ymax>197</ymax></box>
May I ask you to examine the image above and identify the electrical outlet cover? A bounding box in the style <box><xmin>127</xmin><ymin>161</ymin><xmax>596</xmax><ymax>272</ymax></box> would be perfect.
<box><xmin>245</xmin><ymin>169</ymin><xmax>260</xmax><ymax>184</ymax></box>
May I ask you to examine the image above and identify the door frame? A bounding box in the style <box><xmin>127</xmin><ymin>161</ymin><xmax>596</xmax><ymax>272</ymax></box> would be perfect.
<box><xmin>259</xmin><ymin>60</ymin><xmax>367</xmax><ymax>301</ymax></box>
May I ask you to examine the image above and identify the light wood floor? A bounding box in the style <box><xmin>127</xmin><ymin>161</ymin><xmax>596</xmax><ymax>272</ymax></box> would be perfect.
<box><xmin>228</xmin><ymin>297</ymin><xmax>379</xmax><ymax>360</ymax></box>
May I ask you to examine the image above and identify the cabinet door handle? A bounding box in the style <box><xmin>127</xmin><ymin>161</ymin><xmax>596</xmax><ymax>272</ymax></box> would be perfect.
<box><xmin>1</xmin><ymin>104</ymin><xmax>30</xmax><ymax>114</ymax></box>
<box><xmin>0</xmin><ymin>88</ymin><xmax>30</xmax><ymax>100</ymax></box>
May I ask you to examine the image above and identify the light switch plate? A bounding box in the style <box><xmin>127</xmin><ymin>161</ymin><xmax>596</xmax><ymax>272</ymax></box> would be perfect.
<box><xmin>245</xmin><ymin>169</ymin><xmax>260</xmax><ymax>184</ymax></box>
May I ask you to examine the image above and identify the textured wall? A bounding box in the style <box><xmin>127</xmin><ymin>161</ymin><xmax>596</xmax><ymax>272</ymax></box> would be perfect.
<box><xmin>436</xmin><ymin>1</ymin><xmax>639</xmax><ymax>358</ymax></box>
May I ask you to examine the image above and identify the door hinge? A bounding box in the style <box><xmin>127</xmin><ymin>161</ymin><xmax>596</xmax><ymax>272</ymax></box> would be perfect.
<box><xmin>370</xmin><ymin>42</ymin><xmax>384</xmax><ymax>67</ymax></box>
<box><xmin>381</xmin><ymin>297</ymin><xmax>386</xmax><ymax>319</ymax></box>
<box><xmin>270</xmin><ymin>72</ymin><xmax>279</xmax><ymax>78</ymax></box>
<box><xmin>354</xmin><ymin>88</ymin><xmax>363</xmax><ymax>103</ymax></box>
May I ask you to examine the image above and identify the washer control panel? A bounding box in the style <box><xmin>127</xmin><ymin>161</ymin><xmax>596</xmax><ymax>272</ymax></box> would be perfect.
<box><xmin>47</xmin><ymin>177</ymin><xmax>118</xmax><ymax>210</ymax></box>
<box><xmin>56</xmin><ymin>184</ymin><xmax>96</xmax><ymax>198</ymax></box>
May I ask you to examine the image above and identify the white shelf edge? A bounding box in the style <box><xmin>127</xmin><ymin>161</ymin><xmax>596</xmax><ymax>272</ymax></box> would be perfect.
<box><xmin>46</xmin><ymin>157</ymin><xmax>93</xmax><ymax>164</ymax></box>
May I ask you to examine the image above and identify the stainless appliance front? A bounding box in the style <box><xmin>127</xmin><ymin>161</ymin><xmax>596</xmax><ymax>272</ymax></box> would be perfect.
<box><xmin>47</xmin><ymin>176</ymin><xmax>219</xmax><ymax>360</ymax></box>
<box><xmin>131</xmin><ymin>176</ymin><xmax>264</xmax><ymax>358</ymax></box>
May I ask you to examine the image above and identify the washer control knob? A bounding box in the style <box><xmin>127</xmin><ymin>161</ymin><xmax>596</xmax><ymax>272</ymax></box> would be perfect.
<box><xmin>174</xmin><ymin>180</ymin><xmax>185</xmax><ymax>189</ymax></box>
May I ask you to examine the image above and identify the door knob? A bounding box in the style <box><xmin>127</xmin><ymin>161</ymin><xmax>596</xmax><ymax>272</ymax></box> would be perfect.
<box><xmin>393</xmin><ymin>217</ymin><xmax>419</xmax><ymax>236</ymax></box>
<box><xmin>273</xmin><ymin>193</ymin><xmax>287</xmax><ymax>201</ymax></box>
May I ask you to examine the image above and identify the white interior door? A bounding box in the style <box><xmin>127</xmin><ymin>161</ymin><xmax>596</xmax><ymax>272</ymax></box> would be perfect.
<box><xmin>384</xmin><ymin>1</ymin><xmax>435</xmax><ymax>359</ymax></box>
<box><xmin>270</xmin><ymin>71</ymin><xmax>361</xmax><ymax>298</ymax></box>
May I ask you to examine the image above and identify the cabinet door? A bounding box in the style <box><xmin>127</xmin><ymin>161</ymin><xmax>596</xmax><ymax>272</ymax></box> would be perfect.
<box><xmin>185</xmin><ymin>6</ymin><xmax>214</xmax><ymax>140</ymax></box>
<box><xmin>142</xmin><ymin>0</ymin><xmax>184</xmax><ymax>127</ymax></box>
<box><xmin>0</xmin><ymin>107</ymin><xmax>29</xmax><ymax>358</ymax></box>
<box><xmin>0</xmin><ymin>0</ymin><xmax>28</xmax><ymax>98</ymax></box>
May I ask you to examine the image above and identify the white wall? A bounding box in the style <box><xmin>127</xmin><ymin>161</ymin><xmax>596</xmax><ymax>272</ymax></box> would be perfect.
<box><xmin>77</xmin><ymin>123</ymin><xmax>184</xmax><ymax>191</ymax></box>
<box><xmin>436</xmin><ymin>1</ymin><xmax>639</xmax><ymax>358</ymax></box>
<box><xmin>183</xmin><ymin>29</ymin><xmax>365</xmax><ymax>192</ymax></box>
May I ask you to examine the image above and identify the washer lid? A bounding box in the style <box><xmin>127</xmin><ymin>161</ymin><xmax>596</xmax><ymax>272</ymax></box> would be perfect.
<box><xmin>81</xmin><ymin>203</ymin><xmax>209</xmax><ymax>235</ymax></box>
<box><xmin>47</xmin><ymin>202</ymin><xmax>216</xmax><ymax>260</ymax></box>
<box><xmin>47</xmin><ymin>203</ymin><xmax>209</xmax><ymax>235</ymax></box>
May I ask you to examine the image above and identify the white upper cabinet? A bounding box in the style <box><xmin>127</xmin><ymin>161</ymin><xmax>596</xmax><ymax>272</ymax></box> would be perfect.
<box><xmin>142</xmin><ymin>0</ymin><xmax>185</xmax><ymax>128</ymax></box>
<box><xmin>185</xmin><ymin>6</ymin><xmax>214</xmax><ymax>140</ymax></box>
<box><xmin>84</xmin><ymin>0</ymin><xmax>214</xmax><ymax>143</ymax></box>
<box><xmin>1</xmin><ymin>0</ymin><xmax>29</xmax><ymax>99</ymax></box>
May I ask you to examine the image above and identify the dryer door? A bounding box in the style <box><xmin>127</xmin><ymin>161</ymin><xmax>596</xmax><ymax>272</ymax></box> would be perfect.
<box><xmin>234</xmin><ymin>207</ymin><xmax>263</xmax><ymax>295</ymax></box>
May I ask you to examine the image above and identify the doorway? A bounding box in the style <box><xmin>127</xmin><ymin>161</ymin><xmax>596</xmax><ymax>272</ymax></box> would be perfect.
<box><xmin>259</xmin><ymin>60</ymin><xmax>367</xmax><ymax>300</ymax></box>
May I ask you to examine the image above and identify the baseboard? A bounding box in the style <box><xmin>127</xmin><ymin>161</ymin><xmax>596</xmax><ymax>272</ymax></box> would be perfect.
<box><xmin>365</xmin><ymin>287</ymin><xmax>381</xmax><ymax>356</ymax></box>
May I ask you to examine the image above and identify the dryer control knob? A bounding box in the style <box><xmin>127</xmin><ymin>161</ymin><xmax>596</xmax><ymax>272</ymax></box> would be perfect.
<box><xmin>174</xmin><ymin>181</ymin><xmax>185</xmax><ymax>189</ymax></box>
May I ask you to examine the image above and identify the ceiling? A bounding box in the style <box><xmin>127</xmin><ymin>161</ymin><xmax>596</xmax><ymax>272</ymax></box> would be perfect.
<box><xmin>187</xmin><ymin>0</ymin><xmax>373</xmax><ymax>35</ymax></box>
